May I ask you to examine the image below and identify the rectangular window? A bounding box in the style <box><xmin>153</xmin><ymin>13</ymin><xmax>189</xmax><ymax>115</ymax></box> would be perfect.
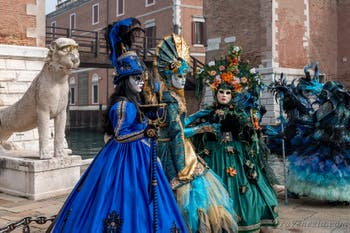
<box><xmin>92</xmin><ymin>84</ymin><xmax>99</xmax><ymax>104</ymax></box>
<box><xmin>145</xmin><ymin>0</ymin><xmax>155</xmax><ymax>7</ymax></box>
<box><xmin>78</xmin><ymin>73</ymin><xmax>88</xmax><ymax>105</ymax></box>
<box><xmin>70</xmin><ymin>86</ymin><xmax>75</xmax><ymax>105</ymax></box>
<box><xmin>192</xmin><ymin>21</ymin><xmax>205</xmax><ymax>45</ymax></box>
<box><xmin>116</xmin><ymin>0</ymin><xmax>124</xmax><ymax>16</ymax></box>
<box><xmin>70</xmin><ymin>13</ymin><xmax>76</xmax><ymax>29</ymax></box>
<box><xmin>51</xmin><ymin>21</ymin><xmax>56</xmax><ymax>37</ymax></box>
<box><xmin>92</xmin><ymin>4</ymin><xmax>99</xmax><ymax>25</ymax></box>
<box><xmin>145</xmin><ymin>24</ymin><xmax>156</xmax><ymax>48</ymax></box>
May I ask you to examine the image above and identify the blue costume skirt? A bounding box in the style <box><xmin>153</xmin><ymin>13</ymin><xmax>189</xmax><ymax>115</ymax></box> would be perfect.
<box><xmin>288</xmin><ymin>145</ymin><xmax>350</xmax><ymax>201</ymax></box>
<box><xmin>52</xmin><ymin>139</ymin><xmax>188</xmax><ymax>233</ymax></box>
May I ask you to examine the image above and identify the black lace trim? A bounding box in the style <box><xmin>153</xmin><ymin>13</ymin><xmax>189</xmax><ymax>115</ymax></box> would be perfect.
<box><xmin>170</xmin><ymin>221</ymin><xmax>181</xmax><ymax>233</ymax></box>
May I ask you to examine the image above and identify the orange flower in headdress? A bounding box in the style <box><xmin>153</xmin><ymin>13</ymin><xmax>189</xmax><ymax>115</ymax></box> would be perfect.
<box><xmin>209</xmin><ymin>79</ymin><xmax>221</xmax><ymax>90</ymax></box>
<box><xmin>231</xmin><ymin>57</ymin><xmax>239</xmax><ymax>66</ymax></box>
<box><xmin>209</xmin><ymin>70</ymin><xmax>217</xmax><ymax>76</ymax></box>
<box><xmin>232</xmin><ymin>82</ymin><xmax>243</xmax><ymax>93</ymax></box>
<box><xmin>240</xmin><ymin>77</ymin><xmax>248</xmax><ymax>84</ymax></box>
<box><xmin>221</xmin><ymin>72</ymin><xmax>233</xmax><ymax>83</ymax></box>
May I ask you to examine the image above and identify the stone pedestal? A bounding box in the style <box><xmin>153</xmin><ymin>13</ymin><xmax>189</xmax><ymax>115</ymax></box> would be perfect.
<box><xmin>0</xmin><ymin>152</ymin><xmax>82</xmax><ymax>200</ymax></box>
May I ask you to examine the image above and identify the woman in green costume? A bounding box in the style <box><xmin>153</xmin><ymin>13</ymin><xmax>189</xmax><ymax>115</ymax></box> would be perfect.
<box><xmin>190</xmin><ymin>46</ymin><xmax>279</xmax><ymax>232</ymax></box>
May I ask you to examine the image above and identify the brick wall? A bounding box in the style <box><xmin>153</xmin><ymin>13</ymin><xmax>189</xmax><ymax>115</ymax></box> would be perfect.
<box><xmin>276</xmin><ymin>0</ymin><xmax>308</xmax><ymax>68</ymax></box>
<box><xmin>337</xmin><ymin>0</ymin><xmax>350</xmax><ymax>87</ymax></box>
<box><xmin>204</xmin><ymin>0</ymin><xmax>268</xmax><ymax>67</ymax></box>
<box><xmin>0</xmin><ymin>0</ymin><xmax>45</xmax><ymax>47</ymax></box>
<box><xmin>309</xmin><ymin>0</ymin><xmax>338</xmax><ymax>82</ymax></box>
<box><xmin>203</xmin><ymin>0</ymin><xmax>350</xmax><ymax>124</ymax></box>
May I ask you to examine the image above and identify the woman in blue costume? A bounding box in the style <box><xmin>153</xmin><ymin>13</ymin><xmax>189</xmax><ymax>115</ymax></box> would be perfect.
<box><xmin>269</xmin><ymin>66</ymin><xmax>350</xmax><ymax>203</ymax></box>
<box><xmin>191</xmin><ymin>46</ymin><xmax>279</xmax><ymax>232</ymax></box>
<box><xmin>154</xmin><ymin>34</ymin><xmax>238</xmax><ymax>233</ymax></box>
<box><xmin>48</xmin><ymin>18</ymin><xmax>188</xmax><ymax>233</ymax></box>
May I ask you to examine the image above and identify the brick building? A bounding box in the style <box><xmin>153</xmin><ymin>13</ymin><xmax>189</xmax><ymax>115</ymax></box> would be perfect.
<box><xmin>203</xmin><ymin>0</ymin><xmax>350</xmax><ymax>125</ymax></box>
<box><xmin>0</xmin><ymin>0</ymin><xmax>46</xmax><ymax>46</ymax></box>
<box><xmin>46</xmin><ymin>0</ymin><xmax>205</xmax><ymax>128</ymax></box>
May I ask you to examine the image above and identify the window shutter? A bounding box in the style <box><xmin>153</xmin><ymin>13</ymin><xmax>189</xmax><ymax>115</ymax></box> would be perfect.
<box><xmin>203</xmin><ymin>21</ymin><xmax>207</xmax><ymax>46</ymax></box>
<box><xmin>191</xmin><ymin>21</ymin><xmax>195</xmax><ymax>45</ymax></box>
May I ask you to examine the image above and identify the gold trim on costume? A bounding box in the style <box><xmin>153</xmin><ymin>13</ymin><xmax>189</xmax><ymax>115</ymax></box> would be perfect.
<box><xmin>177</xmin><ymin>139</ymin><xmax>199</xmax><ymax>181</ymax></box>
<box><xmin>114</xmin><ymin>100</ymin><xmax>145</xmax><ymax>143</ymax></box>
<box><xmin>173</xmin><ymin>33</ymin><xmax>190</xmax><ymax>64</ymax></box>
<box><xmin>238</xmin><ymin>222</ymin><xmax>260</xmax><ymax>232</ymax></box>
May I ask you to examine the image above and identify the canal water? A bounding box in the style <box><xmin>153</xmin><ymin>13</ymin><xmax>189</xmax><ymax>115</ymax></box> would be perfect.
<box><xmin>66</xmin><ymin>128</ymin><xmax>287</xmax><ymax>186</ymax></box>
<box><xmin>66</xmin><ymin>128</ymin><xmax>105</xmax><ymax>159</ymax></box>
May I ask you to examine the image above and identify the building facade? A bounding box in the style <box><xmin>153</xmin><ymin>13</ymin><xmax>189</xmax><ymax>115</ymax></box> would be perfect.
<box><xmin>46</xmin><ymin>0</ymin><xmax>205</xmax><ymax>128</ymax></box>
<box><xmin>203</xmin><ymin>0</ymin><xmax>350</xmax><ymax>125</ymax></box>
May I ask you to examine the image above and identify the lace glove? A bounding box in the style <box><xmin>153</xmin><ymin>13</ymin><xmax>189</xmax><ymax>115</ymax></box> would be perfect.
<box><xmin>184</xmin><ymin>109</ymin><xmax>211</xmax><ymax>126</ymax></box>
<box><xmin>184</xmin><ymin>122</ymin><xmax>221</xmax><ymax>138</ymax></box>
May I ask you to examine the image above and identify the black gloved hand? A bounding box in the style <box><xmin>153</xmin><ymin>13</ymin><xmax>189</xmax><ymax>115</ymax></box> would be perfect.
<box><xmin>221</xmin><ymin>114</ymin><xmax>240</xmax><ymax>132</ymax></box>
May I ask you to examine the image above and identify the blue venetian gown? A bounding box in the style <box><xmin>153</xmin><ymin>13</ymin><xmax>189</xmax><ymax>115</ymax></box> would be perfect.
<box><xmin>52</xmin><ymin>99</ymin><xmax>188</xmax><ymax>233</ymax></box>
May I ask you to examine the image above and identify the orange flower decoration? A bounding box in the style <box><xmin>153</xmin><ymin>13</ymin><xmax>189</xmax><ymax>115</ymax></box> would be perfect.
<box><xmin>226</xmin><ymin>167</ymin><xmax>238</xmax><ymax>177</ymax></box>
<box><xmin>210</xmin><ymin>79</ymin><xmax>221</xmax><ymax>90</ymax></box>
<box><xmin>232</xmin><ymin>82</ymin><xmax>243</xmax><ymax>93</ymax></box>
<box><xmin>240</xmin><ymin>77</ymin><xmax>248</xmax><ymax>84</ymax></box>
<box><xmin>209</xmin><ymin>70</ymin><xmax>217</xmax><ymax>76</ymax></box>
<box><xmin>221</xmin><ymin>72</ymin><xmax>233</xmax><ymax>83</ymax></box>
<box><xmin>231</xmin><ymin>57</ymin><xmax>239</xmax><ymax>65</ymax></box>
<box><xmin>253</xmin><ymin>116</ymin><xmax>260</xmax><ymax>130</ymax></box>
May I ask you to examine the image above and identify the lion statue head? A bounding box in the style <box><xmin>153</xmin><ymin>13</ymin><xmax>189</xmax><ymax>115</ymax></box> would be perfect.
<box><xmin>46</xmin><ymin>38</ymin><xmax>80</xmax><ymax>72</ymax></box>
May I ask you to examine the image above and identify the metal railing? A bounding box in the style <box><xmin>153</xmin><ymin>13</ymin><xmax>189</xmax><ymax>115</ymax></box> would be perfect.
<box><xmin>46</xmin><ymin>26</ymin><xmax>108</xmax><ymax>57</ymax></box>
<box><xmin>45</xmin><ymin>26</ymin><xmax>204</xmax><ymax>82</ymax></box>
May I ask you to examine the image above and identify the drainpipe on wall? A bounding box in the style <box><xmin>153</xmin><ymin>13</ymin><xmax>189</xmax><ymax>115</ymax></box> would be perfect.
<box><xmin>173</xmin><ymin>0</ymin><xmax>181</xmax><ymax>34</ymax></box>
<box><xmin>106</xmin><ymin>0</ymin><xmax>110</xmax><ymax>107</ymax></box>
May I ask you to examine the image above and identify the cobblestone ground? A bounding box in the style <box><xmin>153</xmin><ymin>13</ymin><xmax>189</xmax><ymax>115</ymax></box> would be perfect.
<box><xmin>0</xmin><ymin>155</ymin><xmax>349</xmax><ymax>232</ymax></box>
<box><xmin>266</xmin><ymin>154</ymin><xmax>350</xmax><ymax>233</ymax></box>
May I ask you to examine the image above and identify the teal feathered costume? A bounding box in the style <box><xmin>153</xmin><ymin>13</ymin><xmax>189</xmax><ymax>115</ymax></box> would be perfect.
<box><xmin>269</xmin><ymin>65</ymin><xmax>350</xmax><ymax>202</ymax></box>
<box><xmin>155</xmin><ymin>34</ymin><xmax>238</xmax><ymax>233</ymax></box>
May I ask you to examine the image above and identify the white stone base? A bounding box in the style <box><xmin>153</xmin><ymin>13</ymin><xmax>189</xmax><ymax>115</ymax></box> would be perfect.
<box><xmin>0</xmin><ymin>152</ymin><xmax>82</xmax><ymax>200</ymax></box>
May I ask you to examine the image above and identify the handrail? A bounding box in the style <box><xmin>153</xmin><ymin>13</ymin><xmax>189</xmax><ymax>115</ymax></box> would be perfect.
<box><xmin>45</xmin><ymin>25</ymin><xmax>204</xmax><ymax>74</ymax></box>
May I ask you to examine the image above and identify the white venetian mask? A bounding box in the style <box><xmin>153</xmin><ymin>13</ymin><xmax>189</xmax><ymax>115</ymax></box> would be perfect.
<box><xmin>128</xmin><ymin>75</ymin><xmax>144</xmax><ymax>93</ymax></box>
<box><xmin>171</xmin><ymin>74</ymin><xmax>187</xmax><ymax>89</ymax></box>
<box><xmin>216</xmin><ymin>88</ymin><xmax>232</xmax><ymax>105</ymax></box>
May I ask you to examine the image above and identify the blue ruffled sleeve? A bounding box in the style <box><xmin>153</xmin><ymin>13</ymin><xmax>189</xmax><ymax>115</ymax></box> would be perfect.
<box><xmin>109</xmin><ymin>100</ymin><xmax>146</xmax><ymax>143</ymax></box>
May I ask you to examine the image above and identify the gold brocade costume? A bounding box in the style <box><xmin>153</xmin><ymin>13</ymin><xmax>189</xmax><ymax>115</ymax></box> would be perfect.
<box><xmin>155</xmin><ymin>34</ymin><xmax>238</xmax><ymax>233</ymax></box>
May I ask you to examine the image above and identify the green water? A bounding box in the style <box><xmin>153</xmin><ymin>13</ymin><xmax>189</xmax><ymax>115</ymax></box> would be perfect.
<box><xmin>66</xmin><ymin>128</ymin><xmax>105</xmax><ymax>159</ymax></box>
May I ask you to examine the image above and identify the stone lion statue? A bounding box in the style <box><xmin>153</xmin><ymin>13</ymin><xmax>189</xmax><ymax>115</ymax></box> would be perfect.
<box><xmin>0</xmin><ymin>38</ymin><xmax>80</xmax><ymax>159</ymax></box>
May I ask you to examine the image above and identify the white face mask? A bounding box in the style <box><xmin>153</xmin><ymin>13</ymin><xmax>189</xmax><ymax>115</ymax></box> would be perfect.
<box><xmin>128</xmin><ymin>75</ymin><xmax>144</xmax><ymax>93</ymax></box>
<box><xmin>171</xmin><ymin>74</ymin><xmax>186</xmax><ymax>89</ymax></box>
<box><xmin>216</xmin><ymin>88</ymin><xmax>232</xmax><ymax>105</ymax></box>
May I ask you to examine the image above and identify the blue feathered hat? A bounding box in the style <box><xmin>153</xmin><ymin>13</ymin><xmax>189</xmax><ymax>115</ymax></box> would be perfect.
<box><xmin>107</xmin><ymin>18</ymin><xmax>144</xmax><ymax>84</ymax></box>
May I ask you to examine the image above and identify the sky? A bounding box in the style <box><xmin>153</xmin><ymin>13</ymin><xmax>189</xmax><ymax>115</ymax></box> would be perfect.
<box><xmin>46</xmin><ymin>0</ymin><xmax>56</xmax><ymax>14</ymax></box>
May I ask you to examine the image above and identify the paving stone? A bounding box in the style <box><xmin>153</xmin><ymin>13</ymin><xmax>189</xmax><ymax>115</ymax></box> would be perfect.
<box><xmin>0</xmin><ymin>192</ymin><xmax>349</xmax><ymax>232</ymax></box>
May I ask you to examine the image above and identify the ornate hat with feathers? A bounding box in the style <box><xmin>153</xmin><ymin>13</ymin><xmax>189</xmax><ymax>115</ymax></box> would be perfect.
<box><xmin>106</xmin><ymin>18</ymin><xmax>145</xmax><ymax>84</ymax></box>
<box><xmin>154</xmin><ymin>33</ymin><xmax>190</xmax><ymax>87</ymax></box>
